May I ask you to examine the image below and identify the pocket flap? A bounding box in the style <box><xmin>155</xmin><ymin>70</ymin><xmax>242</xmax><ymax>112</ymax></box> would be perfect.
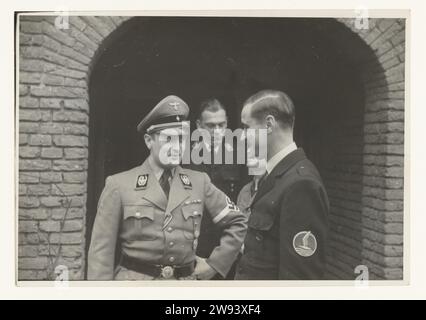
<box><xmin>248</xmin><ymin>212</ymin><xmax>274</xmax><ymax>231</ymax></box>
<box><xmin>123</xmin><ymin>205</ymin><xmax>154</xmax><ymax>220</ymax></box>
<box><xmin>181</xmin><ymin>204</ymin><xmax>202</xmax><ymax>220</ymax></box>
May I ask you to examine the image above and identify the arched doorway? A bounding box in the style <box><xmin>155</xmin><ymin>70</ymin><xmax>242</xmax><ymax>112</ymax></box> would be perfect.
<box><xmin>87</xmin><ymin>17</ymin><xmax>374</xmax><ymax>279</ymax></box>
<box><xmin>18</xmin><ymin>14</ymin><xmax>404</xmax><ymax>281</ymax></box>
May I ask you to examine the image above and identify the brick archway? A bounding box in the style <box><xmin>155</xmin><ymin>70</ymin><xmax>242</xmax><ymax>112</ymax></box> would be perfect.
<box><xmin>333</xmin><ymin>18</ymin><xmax>405</xmax><ymax>280</ymax></box>
<box><xmin>18</xmin><ymin>15</ymin><xmax>405</xmax><ymax>280</ymax></box>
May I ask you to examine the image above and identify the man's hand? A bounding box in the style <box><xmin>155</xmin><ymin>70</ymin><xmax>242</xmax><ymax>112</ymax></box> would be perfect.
<box><xmin>192</xmin><ymin>256</ymin><xmax>217</xmax><ymax>280</ymax></box>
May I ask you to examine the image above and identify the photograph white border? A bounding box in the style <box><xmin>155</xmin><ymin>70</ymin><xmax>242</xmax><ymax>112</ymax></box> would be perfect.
<box><xmin>2</xmin><ymin>0</ymin><xmax>424</xmax><ymax>300</ymax></box>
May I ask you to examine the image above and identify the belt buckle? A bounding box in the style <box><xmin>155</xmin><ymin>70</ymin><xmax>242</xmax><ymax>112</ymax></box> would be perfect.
<box><xmin>161</xmin><ymin>266</ymin><xmax>174</xmax><ymax>279</ymax></box>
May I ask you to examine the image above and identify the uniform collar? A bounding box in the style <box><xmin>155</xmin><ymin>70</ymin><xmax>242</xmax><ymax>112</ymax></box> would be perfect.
<box><xmin>266</xmin><ymin>142</ymin><xmax>297</xmax><ymax>175</ymax></box>
<box><xmin>139</xmin><ymin>158</ymin><xmax>190</xmax><ymax>213</ymax></box>
<box><xmin>251</xmin><ymin>147</ymin><xmax>306</xmax><ymax>206</ymax></box>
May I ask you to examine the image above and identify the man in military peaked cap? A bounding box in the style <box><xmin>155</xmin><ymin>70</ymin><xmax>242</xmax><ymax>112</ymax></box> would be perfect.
<box><xmin>88</xmin><ymin>95</ymin><xmax>247</xmax><ymax>280</ymax></box>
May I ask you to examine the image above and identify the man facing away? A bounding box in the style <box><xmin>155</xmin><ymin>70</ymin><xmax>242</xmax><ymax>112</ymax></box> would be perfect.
<box><xmin>235</xmin><ymin>90</ymin><xmax>330</xmax><ymax>280</ymax></box>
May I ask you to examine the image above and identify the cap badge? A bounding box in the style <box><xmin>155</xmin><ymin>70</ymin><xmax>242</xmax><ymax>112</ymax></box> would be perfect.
<box><xmin>293</xmin><ymin>231</ymin><xmax>317</xmax><ymax>257</ymax></box>
<box><xmin>169</xmin><ymin>102</ymin><xmax>180</xmax><ymax>110</ymax></box>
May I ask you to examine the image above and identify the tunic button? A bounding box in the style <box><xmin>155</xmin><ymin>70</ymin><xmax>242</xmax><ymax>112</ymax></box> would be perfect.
<box><xmin>167</xmin><ymin>227</ymin><xmax>173</xmax><ymax>232</ymax></box>
<box><xmin>135</xmin><ymin>212</ymin><xmax>141</xmax><ymax>217</ymax></box>
<box><xmin>169</xmin><ymin>241</ymin><xmax>174</xmax><ymax>247</ymax></box>
<box><xmin>169</xmin><ymin>256</ymin><xmax>175</xmax><ymax>263</ymax></box>
<box><xmin>193</xmin><ymin>211</ymin><xmax>198</xmax><ymax>215</ymax></box>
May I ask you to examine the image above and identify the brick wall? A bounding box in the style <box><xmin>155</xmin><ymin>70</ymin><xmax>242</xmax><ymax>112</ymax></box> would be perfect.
<box><xmin>327</xmin><ymin>18</ymin><xmax>405</xmax><ymax>280</ymax></box>
<box><xmin>323</xmin><ymin>85</ymin><xmax>365</xmax><ymax>280</ymax></box>
<box><xmin>18</xmin><ymin>16</ymin><xmax>130</xmax><ymax>280</ymax></box>
<box><xmin>18</xmin><ymin>16</ymin><xmax>405</xmax><ymax>280</ymax></box>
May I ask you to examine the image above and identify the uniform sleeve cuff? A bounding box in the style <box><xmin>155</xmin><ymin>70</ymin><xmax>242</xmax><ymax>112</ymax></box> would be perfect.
<box><xmin>206</xmin><ymin>257</ymin><xmax>228</xmax><ymax>278</ymax></box>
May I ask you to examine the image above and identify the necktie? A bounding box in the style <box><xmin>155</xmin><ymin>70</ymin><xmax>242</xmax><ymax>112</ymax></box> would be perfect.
<box><xmin>251</xmin><ymin>173</ymin><xmax>268</xmax><ymax>197</ymax></box>
<box><xmin>159</xmin><ymin>169</ymin><xmax>172</xmax><ymax>198</ymax></box>
<box><xmin>259</xmin><ymin>172</ymin><xmax>268</xmax><ymax>186</ymax></box>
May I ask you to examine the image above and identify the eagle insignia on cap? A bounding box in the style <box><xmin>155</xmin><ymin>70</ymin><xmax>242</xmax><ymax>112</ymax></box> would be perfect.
<box><xmin>137</xmin><ymin>95</ymin><xmax>189</xmax><ymax>133</ymax></box>
<box><xmin>169</xmin><ymin>102</ymin><xmax>180</xmax><ymax>110</ymax></box>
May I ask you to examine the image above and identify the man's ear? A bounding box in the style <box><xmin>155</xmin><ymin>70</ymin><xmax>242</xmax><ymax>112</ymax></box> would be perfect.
<box><xmin>195</xmin><ymin>119</ymin><xmax>201</xmax><ymax>129</ymax></box>
<box><xmin>265</xmin><ymin>115</ymin><xmax>276</xmax><ymax>134</ymax></box>
<box><xmin>144</xmin><ymin>133</ymin><xmax>153</xmax><ymax>150</ymax></box>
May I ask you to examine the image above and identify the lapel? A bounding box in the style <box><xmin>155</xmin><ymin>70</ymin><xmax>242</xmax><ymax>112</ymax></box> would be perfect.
<box><xmin>137</xmin><ymin>159</ymin><xmax>168</xmax><ymax>211</ymax></box>
<box><xmin>166</xmin><ymin>166</ymin><xmax>191</xmax><ymax>214</ymax></box>
<box><xmin>248</xmin><ymin>189</ymin><xmax>257</xmax><ymax>208</ymax></box>
<box><xmin>251</xmin><ymin>148</ymin><xmax>307</xmax><ymax>206</ymax></box>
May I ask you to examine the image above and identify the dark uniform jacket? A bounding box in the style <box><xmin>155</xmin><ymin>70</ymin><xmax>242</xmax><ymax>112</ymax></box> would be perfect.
<box><xmin>88</xmin><ymin>158</ymin><xmax>247</xmax><ymax>280</ymax></box>
<box><xmin>235</xmin><ymin>148</ymin><xmax>329</xmax><ymax>280</ymax></box>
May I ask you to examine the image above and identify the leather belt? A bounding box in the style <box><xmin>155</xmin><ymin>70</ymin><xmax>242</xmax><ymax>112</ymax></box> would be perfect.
<box><xmin>120</xmin><ymin>255</ymin><xmax>195</xmax><ymax>279</ymax></box>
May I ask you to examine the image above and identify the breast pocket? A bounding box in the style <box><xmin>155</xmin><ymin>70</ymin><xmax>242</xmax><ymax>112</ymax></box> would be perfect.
<box><xmin>181</xmin><ymin>204</ymin><xmax>203</xmax><ymax>240</ymax></box>
<box><xmin>123</xmin><ymin>205</ymin><xmax>157</xmax><ymax>241</ymax></box>
<box><xmin>246</xmin><ymin>212</ymin><xmax>275</xmax><ymax>253</ymax></box>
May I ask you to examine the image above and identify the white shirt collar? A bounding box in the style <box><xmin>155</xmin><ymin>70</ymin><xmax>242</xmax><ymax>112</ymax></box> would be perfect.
<box><xmin>266</xmin><ymin>142</ymin><xmax>297</xmax><ymax>174</ymax></box>
<box><xmin>148</xmin><ymin>156</ymin><xmax>176</xmax><ymax>180</ymax></box>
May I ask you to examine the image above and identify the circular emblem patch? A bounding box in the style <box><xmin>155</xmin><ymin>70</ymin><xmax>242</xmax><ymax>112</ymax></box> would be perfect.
<box><xmin>293</xmin><ymin>231</ymin><xmax>317</xmax><ymax>257</ymax></box>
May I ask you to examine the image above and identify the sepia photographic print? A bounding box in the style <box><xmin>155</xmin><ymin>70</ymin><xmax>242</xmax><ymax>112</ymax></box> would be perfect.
<box><xmin>16</xmin><ymin>10</ymin><xmax>408</xmax><ymax>285</ymax></box>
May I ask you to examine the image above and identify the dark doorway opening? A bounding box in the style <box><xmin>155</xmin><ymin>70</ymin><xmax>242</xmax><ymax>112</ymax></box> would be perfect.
<box><xmin>87</xmin><ymin>17</ymin><xmax>366</xmax><ymax>278</ymax></box>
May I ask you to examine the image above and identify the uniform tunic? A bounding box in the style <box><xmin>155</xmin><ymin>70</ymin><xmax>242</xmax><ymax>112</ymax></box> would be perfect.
<box><xmin>235</xmin><ymin>148</ymin><xmax>329</xmax><ymax>280</ymax></box>
<box><xmin>88</xmin><ymin>158</ymin><xmax>247</xmax><ymax>280</ymax></box>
